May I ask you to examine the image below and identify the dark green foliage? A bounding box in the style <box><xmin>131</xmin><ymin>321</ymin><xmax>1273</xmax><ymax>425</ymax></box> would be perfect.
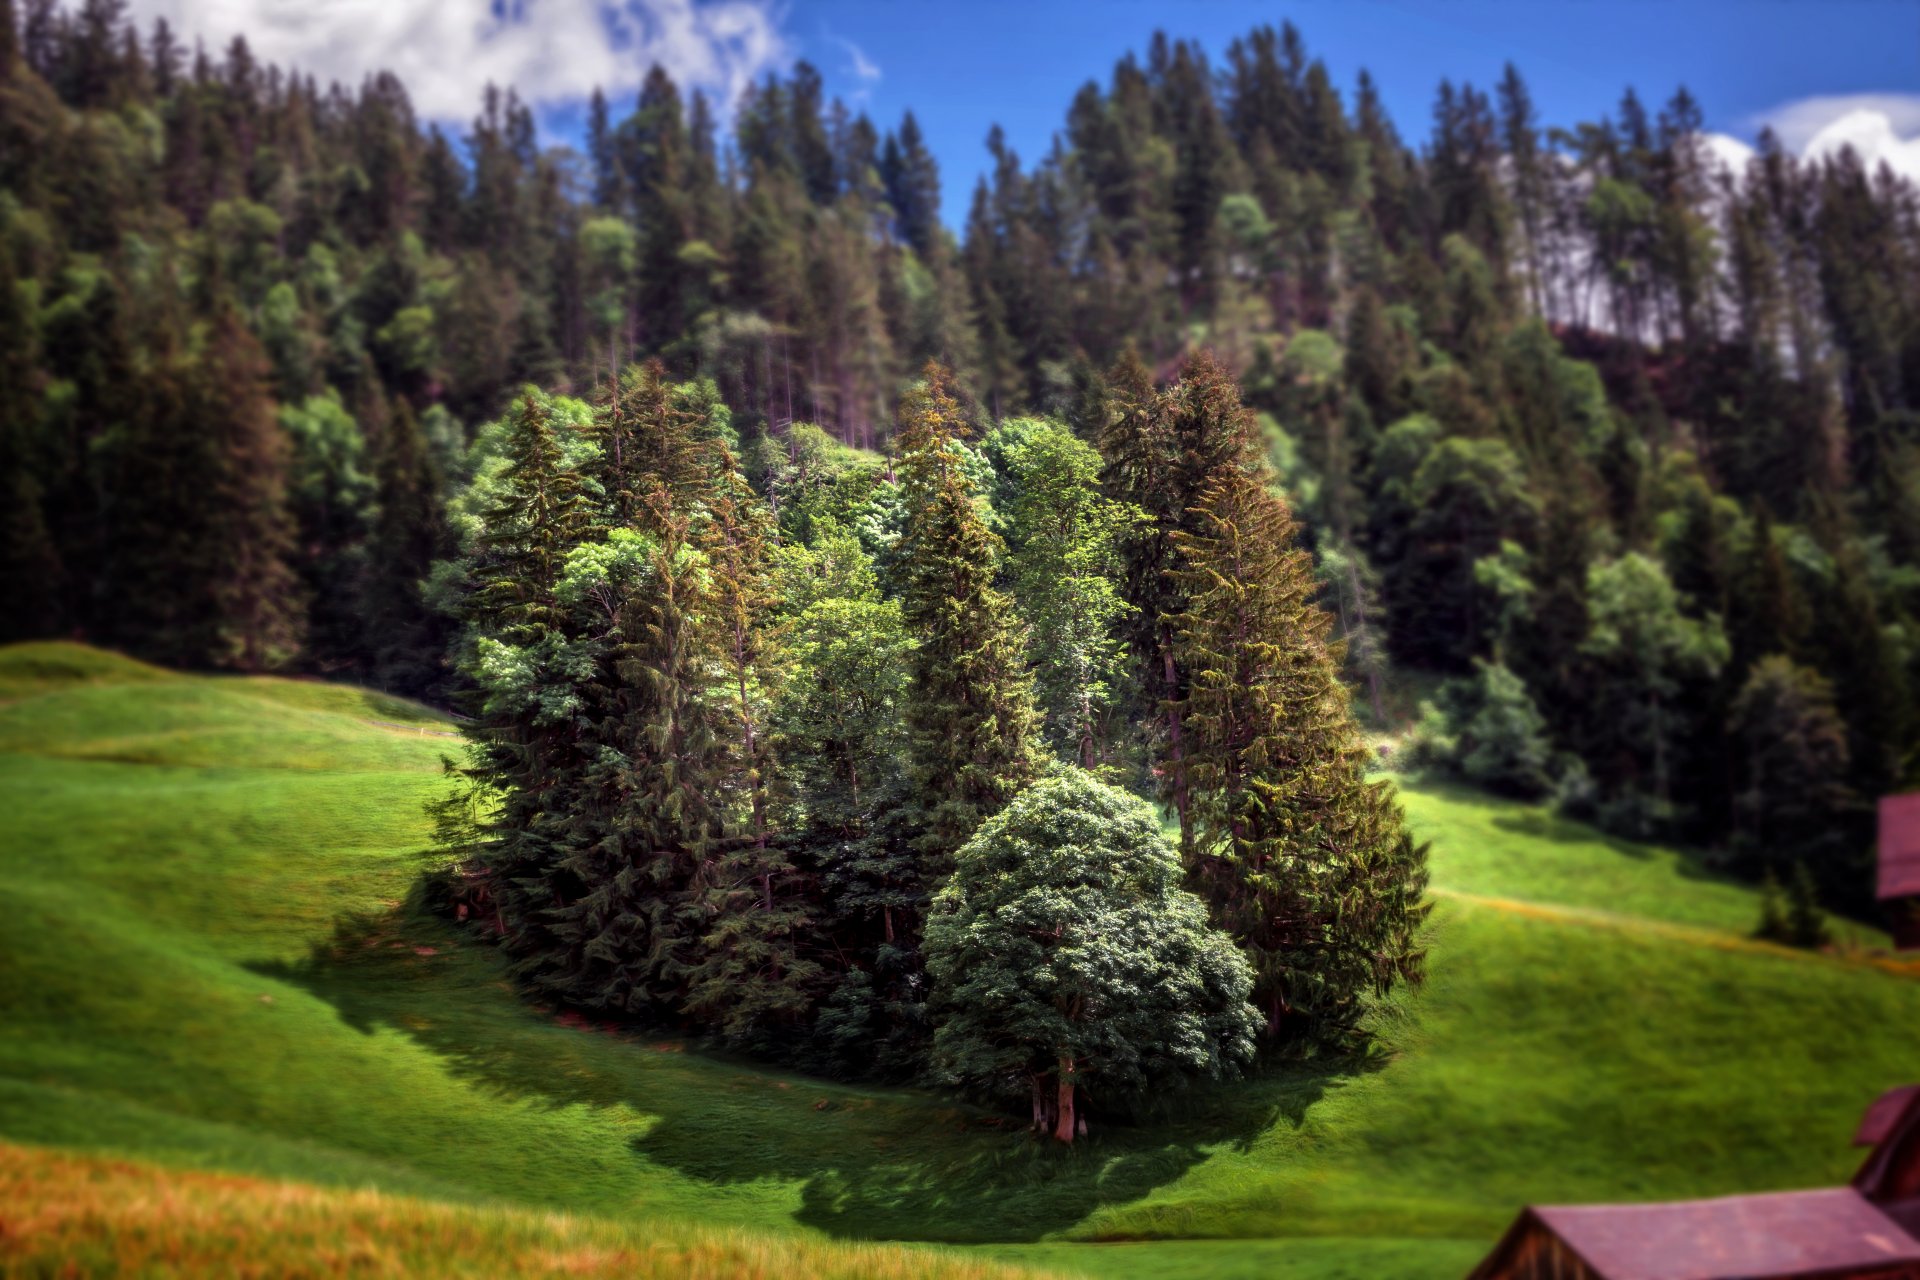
<box><xmin>924</xmin><ymin>770</ymin><xmax>1260</xmax><ymax>1142</ymax></box>
<box><xmin>1170</xmin><ymin>439</ymin><xmax>1429</xmax><ymax>1047</ymax></box>
<box><xmin>893</xmin><ymin>363</ymin><xmax>1043</xmax><ymax>862</ymax></box>
<box><xmin>363</xmin><ymin>399</ymin><xmax>450</xmax><ymax>695</ymax></box>
<box><xmin>1574</xmin><ymin>553</ymin><xmax>1728</xmax><ymax>839</ymax></box>
<box><xmin>1728</xmin><ymin>655</ymin><xmax>1858</xmax><ymax>892</ymax></box>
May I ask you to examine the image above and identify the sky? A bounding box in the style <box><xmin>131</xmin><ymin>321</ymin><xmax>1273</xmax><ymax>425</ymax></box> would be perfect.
<box><xmin>129</xmin><ymin>0</ymin><xmax>1920</xmax><ymax>222</ymax></box>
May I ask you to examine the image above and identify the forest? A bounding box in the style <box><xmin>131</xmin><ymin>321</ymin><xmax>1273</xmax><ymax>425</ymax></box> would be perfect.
<box><xmin>2</xmin><ymin>0</ymin><xmax>1917</xmax><ymax>1124</ymax></box>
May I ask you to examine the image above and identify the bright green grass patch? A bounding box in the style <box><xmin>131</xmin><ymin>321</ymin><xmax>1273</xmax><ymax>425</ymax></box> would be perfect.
<box><xmin>1</xmin><ymin>642</ymin><xmax>1913</xmax><ymax>1280</ymax></box>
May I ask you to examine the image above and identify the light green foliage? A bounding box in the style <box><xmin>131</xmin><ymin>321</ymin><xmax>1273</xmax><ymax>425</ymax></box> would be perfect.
<box><xmin>772</xmin><ymin>522</ymin><xmax>911</xmax><ymax>833</ymax></box>
<box><xmin>998</xmin><ymin>421</ymin><xmax>1137</xmax><ymax>767</ymax></box>
<box><xmin>925</xmin><ymin>771</ymin><xmax>1259</xmax><ymax>1139</ymax></box>
<box><xmin>374</xmin><ymin>305</ymin><xmax>439</xmax><ymax>381</ymax></box>
<box><xmin>581</xmin><ymin>216</ymin><xmax>637</xmax><ymax>367</ymax></box>
<box><xmin>1580</xmin><ymin>552</ymin><xmax>1729</xmax><ymax>834</ymax></box>
<box><xmin>281</xmin><ymin>390</ymin><xmax>373</xmax><ymax>524</ymax></box>
<box><xmin>1471</xmin><ymin>539</ymin><xmax>1534</xmax><ymax>662</ymax></box>
<box><xmin>1443</xmin><ymin>660</ymin><xmax>1555</xmax><ymax>799</ymax></box>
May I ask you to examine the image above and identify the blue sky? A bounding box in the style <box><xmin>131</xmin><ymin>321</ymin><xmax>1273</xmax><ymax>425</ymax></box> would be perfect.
<box><xmin>138</xmin><ymin>0</ymin><xmax>1920</xmax><ymax>223</ymax></box>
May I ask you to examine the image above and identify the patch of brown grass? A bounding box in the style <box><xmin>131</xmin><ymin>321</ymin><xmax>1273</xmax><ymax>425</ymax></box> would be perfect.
<box><xmin>0</xmin><ymin>1143</ymin><xmax>1048</xmax><ymax>1280</ymax></box>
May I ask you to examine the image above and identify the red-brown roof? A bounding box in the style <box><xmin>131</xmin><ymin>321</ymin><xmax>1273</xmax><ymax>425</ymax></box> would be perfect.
<box><xmin>1879</xmin><ymin>795</ymin><xmax>1920</xmax><ymax>901</ymax></box>
<box><xmin>1480</xmin><ymin>1189</ymin><xmax>1920</xmax><ymax>1280</ymax></box>
<box><xmin>1860</xmin><ymin>1087</ymin><xmax>1920</xmax><ymax>1148</ymax></box>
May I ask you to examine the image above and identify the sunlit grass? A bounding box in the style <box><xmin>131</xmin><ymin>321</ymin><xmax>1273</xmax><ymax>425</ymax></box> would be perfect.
<box><xmin>0</xmin><ymin>1142</ymin><xmax>1046</xmax><ymax>1280</ymax></box>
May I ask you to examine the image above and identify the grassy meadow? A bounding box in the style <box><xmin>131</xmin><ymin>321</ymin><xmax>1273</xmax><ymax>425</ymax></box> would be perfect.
<box><xmin>1</xmin><ymin>641</ymin><xmax>1915</xmax><ymax>1279</ymax></box>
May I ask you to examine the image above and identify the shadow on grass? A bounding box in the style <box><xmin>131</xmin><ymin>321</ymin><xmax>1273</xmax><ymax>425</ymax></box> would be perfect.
<box><xmin>1483</xmin><ymin>805</ymin><xmax>1757</xmax><ymax>893</ymax></box>
<box><xmin>1409</xmin><ymin>776</ymin><xmax>1745</xmax><ymax>885</ymax></box>
<box><xmin>253</xmin><ymin>897</ymin><xmax>1360</xmax><ymax>1244</ymax></box>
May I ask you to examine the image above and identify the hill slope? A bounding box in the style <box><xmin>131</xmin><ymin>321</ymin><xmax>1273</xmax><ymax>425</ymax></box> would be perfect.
<box><xmin>1</xmin><ymin>642</ymin><xmax>1914</xmax><ymax>1280</ymax></box>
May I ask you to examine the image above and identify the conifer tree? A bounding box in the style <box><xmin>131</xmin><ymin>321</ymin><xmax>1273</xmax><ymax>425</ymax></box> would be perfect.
<box><xmin>1102</xmin><ymin>350</ymin><xmax>1266</xmax><ymax>845</ymax></box>
<box><xmin>191</xmin><ymin>308</ymin><xmax>306</xmax><ymax>671</ymax></box>
<box><xmin>363</xmin><ymin>398</ymin><xmax>448</xmax><ymax>695</ymax></box>
<box><xmin>454</xmin><ymin>392</ymin><xmax>603</xmax><ymax>985</ymax></box>
<box><xmin>680</xmin><ymin>447</ymin><xmax>828</xmax><ymax>1044</ymax></box>
<box><xmin>1168</xmin><ymin>410</ymin><xmax>1428</xmax><ymax>1046</ymax></box>
<box><xmin>894</xmin><ymin>361</ymin><xmax>1042</xmax><ymax>861</ymax></box>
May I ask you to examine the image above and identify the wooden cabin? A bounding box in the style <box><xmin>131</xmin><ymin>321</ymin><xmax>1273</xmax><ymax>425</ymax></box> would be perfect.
<box><xmin>1878</xmin><ymin>795</ymin><xmax>1920</xmax><ymax>951</ymax></box>
<box><xmin>1470</xmin><ymin>1085</ymin><xmax>1920</xmax><ymax>1280</ymax></box>
<box><xmin>1467</xmin><ymin>1189</ymin><xmax>1920</xmax><ymax>1280</ymax></box>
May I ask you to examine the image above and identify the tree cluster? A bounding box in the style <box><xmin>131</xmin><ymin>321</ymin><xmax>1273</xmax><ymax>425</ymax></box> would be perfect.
<box><xmin>438</xmin><ymin>357</ymin><xmax>1426</xmax><ymax>1136</ymax></box>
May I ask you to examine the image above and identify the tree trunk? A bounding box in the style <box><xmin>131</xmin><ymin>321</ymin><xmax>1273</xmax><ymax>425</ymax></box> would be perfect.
<box><xmin>1052</xmin><ymin>1057</ymin><xmax>1076</xmax><ymax>1144</ymax></box>
<box><xmin>1162</xmin><ymin>642</ymin><xmax>1188</xmax><ymax>848</ymax></box>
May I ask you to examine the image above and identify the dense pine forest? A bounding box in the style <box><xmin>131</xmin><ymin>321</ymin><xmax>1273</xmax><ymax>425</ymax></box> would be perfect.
<box><xmin>3</xmin><ymin>0</ymin><xmax>1918</xmax><ymax>1115</ymax></box>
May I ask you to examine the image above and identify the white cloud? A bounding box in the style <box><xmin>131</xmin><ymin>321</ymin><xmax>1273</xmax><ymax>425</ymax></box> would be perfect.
<box><xmin>833</xmin><ymin>35</ymin><xmax>880</xmax><ymax>84</ymax></box>
<box><xmin>1702</xmin><ymin>94</ymin><xmax>1920</xmax><ymax>188</ymax></box>
<box><xmin>1802</xmin><ymin>108</ymin><xmax>1920</xmax><ymax>186</ymax></box>
<box><xmin>126</xmin><ymin>0</ymin><xmax>790</xmax><ymax>123</ymax></box>
<box><xmin>1745</xmin><ymin>93</ymin><xmax>1920</xmax><ymax>154</ymax></box>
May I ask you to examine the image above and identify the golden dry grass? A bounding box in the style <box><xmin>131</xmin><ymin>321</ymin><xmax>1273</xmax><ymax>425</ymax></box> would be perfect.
<box><xmin>0</xmin><ymin>1143</ymin><xmax>1049</xmax><ymax>1280</ymax></box>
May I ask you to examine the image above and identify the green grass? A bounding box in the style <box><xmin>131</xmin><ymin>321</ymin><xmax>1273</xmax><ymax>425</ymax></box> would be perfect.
<box><xmin>2</xmin><ymin>640</ymin><xmax>1914</xmax><ymax>1279</ymax></box>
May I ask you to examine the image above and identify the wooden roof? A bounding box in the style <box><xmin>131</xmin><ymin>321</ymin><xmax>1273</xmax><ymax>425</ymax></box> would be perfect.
<box><xmin>1858</xmin><ymin>1080</ymin><xmax>1920</xmax><ymax>1208</ymax></box>
<box><xmin>1879</xmin><ymin>795</ymin><xmax>1920</xmax><ymax>901</ymax></box>
<box><xmin>1860</xmin><ymin>1087</ymin><xmax>1920</xmax><ymax>1148</ymax></box>
<box><xmin>1471</xmin><ymin>1189</ymin><xmax>1920</xmax><ymax>1280</ymax></box>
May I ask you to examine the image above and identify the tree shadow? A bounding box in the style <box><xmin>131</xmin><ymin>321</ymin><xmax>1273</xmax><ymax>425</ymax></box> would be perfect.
<box><xmin>252</xmin><ymin>890</ymin><xmax>1364</xmax><ymax>1243</ymax></box>
<box><xmin>1486</xmin><ymin>804</ymin><xmax>1753</xmax><ymax>892</ymax></box>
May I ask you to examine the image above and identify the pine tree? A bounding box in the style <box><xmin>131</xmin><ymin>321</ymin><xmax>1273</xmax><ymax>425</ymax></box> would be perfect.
<box><xmin>1169</xmin><ymin>430</ymin><xmax>1428</xmax><ymax>1046</ymax></box>
<box><xmin>363</xmin><ymin>398</ymin><xmax>448</xmax><ymax>695</ymax></box>
<box><xmin>894</xmin><ymin>362</ymin><xmax>1042</xmax><ymax>862</ymax></box>
<box><xmin>680</xmin><ymin>446</ymin><xmax>828</xmax><ymax>1045</ymax></box>
<box><xmin>558</xmin><ymin>509</ymin><xmax>728</xmax><ymax>1013</ymax></box>
<box><xmin>192</xmin><ymin>308</ymin><xmax>306</xmax><ymax>672</ymax></box>
<box><xmin>456</xmin><ymin>392</ymin><xmax>604</xmax><ymax>990</ymax></box>
<box><xmin>1103</xmin><ymin>350</ymin><xmax>1272</xmax><ymax>844</ymax></box>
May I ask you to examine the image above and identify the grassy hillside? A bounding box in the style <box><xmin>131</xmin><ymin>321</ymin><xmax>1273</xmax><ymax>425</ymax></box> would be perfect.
<box><xmin>2</xmin><ymin>642</ymin><xmax>1914</xmax><ymax>1279</ymax></box>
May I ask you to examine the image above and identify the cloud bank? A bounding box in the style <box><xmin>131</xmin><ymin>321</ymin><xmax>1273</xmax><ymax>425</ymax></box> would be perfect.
<box><xmin>1705</xmin><ymin>92</ymin><xmax>1920</xmax><ymax>186</ymax></box>
<box><xmin>126</xmin><ymin>0</ymin><xmax>790</xmax><ymax>123</ymax></box>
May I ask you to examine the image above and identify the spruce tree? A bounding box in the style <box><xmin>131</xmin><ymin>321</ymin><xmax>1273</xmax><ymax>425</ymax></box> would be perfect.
<box><xmin>1163</xmin><ymin>366</ymin><xmax>1428</xmax><ymax>1047</ymax></box>
<box><xmin>1102</xmin><ymin>350</ymin><xmax>1275</xmax><ymax>845</ymax></box>
<box><xmin>455</xmin><ymin>392</ymin><xmax>602</xmax><ymax>989</ymax></box>
<box><xmin>681</xmin><ymin>447</ymin><xmax>828</xmax><ymax>1044</ymax></box>
<box><xmin>192</xmin><ymin>308</ymin><xmax>306</xmax><ymax>671</ymax></box>
<box><xmin>894</xmin><ymin>361</ymin><xmax>1042</xmax><ymax>862</ymax></box>
<box><xmin>364</xmin><ymin>398</ymin><xmax>448</xmax><ymax>695</ymax></box>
